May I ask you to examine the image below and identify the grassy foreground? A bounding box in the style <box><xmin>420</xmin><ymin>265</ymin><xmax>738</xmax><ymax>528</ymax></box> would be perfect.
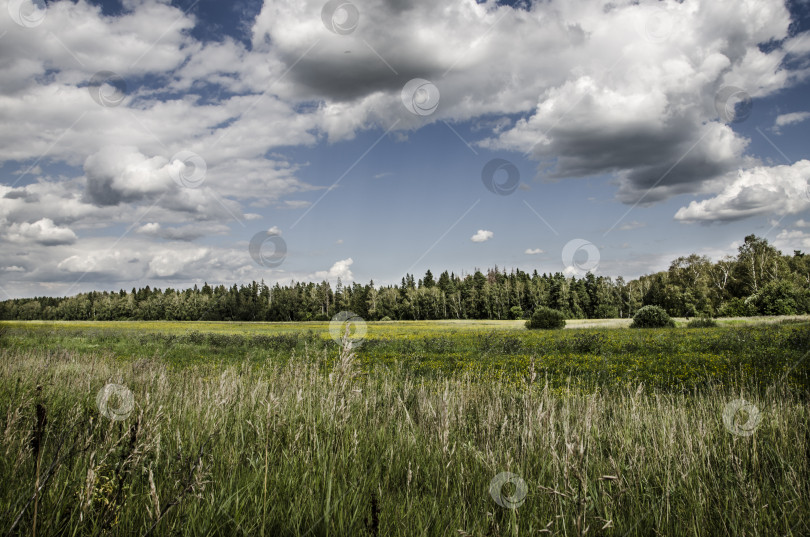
<box><xmin>0</xmin><ymin>321</ymin><xmax>808</xmax><ymax>535</ymax></box>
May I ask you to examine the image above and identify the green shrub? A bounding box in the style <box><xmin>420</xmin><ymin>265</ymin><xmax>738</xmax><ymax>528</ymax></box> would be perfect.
<box><xmin>687</xmin><ymin>316</ymin><xmax>717</xmax><ymax>328</ymax></box>
<box><xmin>526</xmin><ymin>306</ymin><xmax>566</xmax><ymax>330</ymax></box>
<box><xmin>509</xmin><ymin>306</ymin><xmax>524</xmax><ymax>320</ymax></box>
<box><xmin>630</xmin><ymin>305</ymin><xmax>675</xmax><ymax>328</ymax></box>
<box><xmin>380</xmin><ymin>316</ymin><xmax>393</xmax><ymax>322</ymax></box>
<box><xmin>752</xmin><ymin>280</ymin><xmax>799</xmax><ymax>315</ymax></box>
<box><xmin>717</xmin><ymin>297</ymin><xmax>757</xmax><ymax>317</ymax></box>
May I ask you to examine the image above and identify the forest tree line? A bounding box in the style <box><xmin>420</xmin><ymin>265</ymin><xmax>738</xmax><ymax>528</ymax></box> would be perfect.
<box><xmin>2</xmin><ymin>235</ymin><xmax>810</xmax><ymax>322</ymax></box>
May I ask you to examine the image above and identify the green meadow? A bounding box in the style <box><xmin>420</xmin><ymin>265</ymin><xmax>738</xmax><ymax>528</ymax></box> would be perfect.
<box><xmin>0</xmin><ymin>318</ymin><xmax>808</xmax><ymax>535</ymax></box>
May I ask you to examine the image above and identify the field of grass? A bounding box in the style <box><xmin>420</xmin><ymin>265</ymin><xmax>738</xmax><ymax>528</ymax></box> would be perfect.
<box><xmin>0</xmin><ymin>319</ymin><xmax>808</xmax><ymax>535</ymax></box>
<box><xmin>8</xmin><ymin>314</ymin><xmax>808</xmax><ymax>334</ymax></box>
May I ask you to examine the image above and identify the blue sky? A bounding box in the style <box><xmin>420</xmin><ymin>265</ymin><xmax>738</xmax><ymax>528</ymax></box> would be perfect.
<box><xmin>1</xmin><ymin>0</ymin><xmax>810</xmax><ymax>298</ymax></box>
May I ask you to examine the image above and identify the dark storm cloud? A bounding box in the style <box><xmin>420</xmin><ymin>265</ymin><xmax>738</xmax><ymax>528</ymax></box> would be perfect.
<box><xmin>3</xmin><ymin>188</ymin><xmax>38</xmax><ymax>201</ymax></box>
<box><xmin>285</xmin><ymin>56</ymin><xmax>443</xmax><ymax>101</ymax></box>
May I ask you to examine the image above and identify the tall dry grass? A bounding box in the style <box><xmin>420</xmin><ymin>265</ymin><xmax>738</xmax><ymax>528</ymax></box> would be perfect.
<box><xmin>0</xmin><ymin>338</ymin><xmax>807</xmax><ymax>536</ymax></box>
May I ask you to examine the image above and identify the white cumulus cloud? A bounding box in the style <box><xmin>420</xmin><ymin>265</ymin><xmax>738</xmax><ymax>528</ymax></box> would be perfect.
<box><xmin>674</xmin><ymin>161</ymin><xmax>810</xmax><ymax>222</ymax></box>
<box><xmin>471</xmin><ymin>230</ymin><xmax>494</xmax><ymax>243</ymax></box>
<box><xmin>3</xmin><ymin>218</ymin><xmax>77</xmax><ymax>246</ymax></box>
<box><xmin>313</xmin><ymin>258</ymin><xmax>354</xmax><ymax>282</ymax></box>
<box><xmin>773</xmin><ymin>111</ymin><xmax>810</xmax><ymax>133</ymax></box>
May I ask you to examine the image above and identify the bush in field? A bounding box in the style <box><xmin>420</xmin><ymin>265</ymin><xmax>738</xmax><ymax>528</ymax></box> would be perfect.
<box><xmin>687</xmin><ymin>316</ymin><xmax>717</xmax><ymax>328</ymax></box>
<box><xmin>380</xmin><ymin>316</ymin><xmax>393</xmax><ymax>322</ymax></box>
<box><xmin>526</xmin><ymin>306</ymin><xmax>566</xmax><ymax>329</ymax></box>
<box><xmin>717</xmin><ymin>297</ymin><xmax>757</xmax><ymax>317</ymax></box>
<box><xmin>752</xmin><ymin>280</ymin><xmax>799</xmax><ymax>316</ymax></box>
<box><xmin>509</xmin><ymin>306</ymin><xmax>524</xmax><ymax>320</ymax></box>
<box><xmin>631</xmin><ymin>305</ymin><xmax>675</xmax><ymax>328</ymax></box>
